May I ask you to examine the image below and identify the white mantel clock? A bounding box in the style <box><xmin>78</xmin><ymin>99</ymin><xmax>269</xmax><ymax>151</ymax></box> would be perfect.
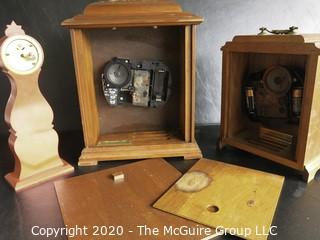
<box><xmin>0</xmin><ymin>21</ymin><xmax>73</xmax><ymax>191</ymax></box>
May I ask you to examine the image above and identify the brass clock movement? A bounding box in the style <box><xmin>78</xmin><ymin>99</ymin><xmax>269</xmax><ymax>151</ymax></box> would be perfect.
<box><xmin>0</xmin><ymin>21</ymin><xmax>73</xmax><ymax>191</ymax></box>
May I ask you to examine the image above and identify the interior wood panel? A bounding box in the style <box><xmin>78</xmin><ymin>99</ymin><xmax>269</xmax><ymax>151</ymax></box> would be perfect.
<box><xmin>87</xmin><ymin>27</ymin><xmax>182</xmax><ymax>135</ymax></box>
<box><xmin>228</xmin><ymin>53</ymin><xmax>307</xmax><ymax>138</ymax></box>
<box><xmin>248</xmin><ymin>53</ymin><xmax>307</xmax><ymax>73</ymax></box>
<box><xmin>227</xmin><ymin>52</ymin><xmax>249</xmax><ymax>137</ymax></box>
<box><xmin>225</xmin><ymin>52</ymin><xmax>308</xmax><ymax>163</ymax></box>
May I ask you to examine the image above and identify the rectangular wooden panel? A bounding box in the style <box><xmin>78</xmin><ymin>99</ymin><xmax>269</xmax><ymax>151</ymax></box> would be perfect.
<box><xmin>301</xmin><ymin>56</ymin><xmax>320</xmax><ymax>180</ymax></box>
<box><xmin>297</xmin><ymin>55</ymin><xmax>319</xmax><ymax>166</ymax></box>
<box><xmin>227</xmin><ymin>52</ymin><xmax>249</xmax><ymax>137</ymax></box>
<box><xmin>182</xmin><ymin>25</ymin><xmax>191</xmax><ymax>142</ymax></box>
<box><xmin>70</xmin><ymin>29</ymin><xmax>99</xmax><ymax>146</ymax></box>
<box><xmin>55</xmin><ymin>159</ymin><xmax>210</xmax><ymax>239</ymax></box>
<box><xmin>190</xmin><ymin>25</ymin><xmax>196</xmax><ymax>142</ymax></box>
<box><xmin>87</xmin><ymin>27</ymin><xmax>182</xmax><ymax>135</ymax></box>
<box><xmin>154</xmin><ymin>158</ymin><xmax>284</xmax><ymax>240</ymax></box>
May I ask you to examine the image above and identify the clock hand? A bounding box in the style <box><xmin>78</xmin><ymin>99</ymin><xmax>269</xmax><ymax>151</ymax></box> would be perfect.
<box><xmin>20</xmin><ymin>53</ymin><xmax>36</xmax><ymax>61</ymax></box>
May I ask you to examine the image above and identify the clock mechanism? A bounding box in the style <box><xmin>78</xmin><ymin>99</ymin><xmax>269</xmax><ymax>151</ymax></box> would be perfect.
<box><xmin>244</xmin><ymin>65</ymin><xmax>304</xmax><ymax>121</ymax></box>
<box><xmin>263</xmin><ymin>66</ymin><xmax>292</xmax><ymax>95</ymax></box>
<box><xmin>102</xmin><ymin>57</ymin><xmax>171</xmax><ymax>108</ymax></box>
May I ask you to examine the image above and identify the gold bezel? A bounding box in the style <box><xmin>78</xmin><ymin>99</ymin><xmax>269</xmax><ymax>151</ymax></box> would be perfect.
<box><xmin>0</xmin><ymin>34</ymin><xmax>44</xmax><ymax>75</ymax></box>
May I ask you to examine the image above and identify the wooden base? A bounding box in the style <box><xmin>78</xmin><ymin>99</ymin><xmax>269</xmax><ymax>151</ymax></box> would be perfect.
<box><xmin>5</xmin><ymin>160</ymin><xmax>74</xmax><ymax>191</ymax></box>
<box><xmin>222</xmin><ymin>136</ymin><xmax>298</xmax><ymax>169</ymax></box>
<box><xmin>78</xmin><ymin>142</ymin><xmax>202</xmax><ymax>166</ymax></box>
<box><xmin>221</xmin><ymin>137</ymin><xmax>320</xmax><ymax>183</ymax></box>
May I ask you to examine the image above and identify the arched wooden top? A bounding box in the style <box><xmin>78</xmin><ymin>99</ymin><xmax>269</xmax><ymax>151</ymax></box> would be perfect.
<box><xmin>83</xmin><ymin>0</ymin><xmax>183</xmax><ymax>16</ymax></box>
<box><xmin>62</xmin><ymin>0</ymin><xmax>203</xmax><ymax>28</ymax></box>
<box><xmin>232</xmin><ymin>34</ymin><xmax>320</xmax><ymax>44</ymax></box>
<box><xmin>221</xmin><ymin>34</ymin><xmax>320</xmax><ymax>54</ymax></box>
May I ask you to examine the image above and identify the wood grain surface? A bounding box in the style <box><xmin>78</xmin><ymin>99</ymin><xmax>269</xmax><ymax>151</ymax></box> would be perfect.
<box><xmin>220</xmin><ymin>34</ymin><xmax>320</xmax><ymax>182</ymax></box>
<box><xmin>1</xmin><ymin>24</ymin><xmax>73</xmax><ymax>190</ymax></box>
<box><xmin>62</xmin><ymin>0</ymin><xmax>203</xmax><ymax>29</ymax></box>
<box><xmin>302</xmin><ymin>56</ymin><xmax>320</xmax><ymax>181</ymax></box>
<box><xmin>154</xmin><ymin>158</ymin><xmax>284</xmax><ymax>240</ymax></box>
<box><xmin>64</xmin><ymin>0</ymin><xmax>203</xmax><ymax>165</ymax></box>
<box><xmin>3</xmin><ymin>70</ymin><xmax>73</xmax><ymax>191</ymax></box>
<box><xmin>83</xmin><ymin>0</ymin><xmax>183</xmax><ymax>16</ymax></box>
<box><xmin>88</xmin><ymin>27</ymin><xmax>181</xmax><ymax>135</ymax></box>
<box><xmin>55</xmin><ymin>159</ymin><xmax>211</xmax><ymax>240</ymax></box>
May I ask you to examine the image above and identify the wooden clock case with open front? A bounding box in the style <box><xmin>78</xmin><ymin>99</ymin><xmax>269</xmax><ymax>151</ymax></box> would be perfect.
<box><xmin>62</xmin><ymin>0</ymin><xmax>203</xmax><ymax>166</ymax></box>
<box><xmin>219</xmin><ymin>34</ymin><xmax>320</xmax><ymax>182</ymax></box>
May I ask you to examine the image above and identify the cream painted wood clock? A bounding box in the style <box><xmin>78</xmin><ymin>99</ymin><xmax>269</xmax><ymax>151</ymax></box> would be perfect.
<box><xmin>0</xmin><ymin>21</ymin><xmax>73</xmax><ymax>191</ymax></box>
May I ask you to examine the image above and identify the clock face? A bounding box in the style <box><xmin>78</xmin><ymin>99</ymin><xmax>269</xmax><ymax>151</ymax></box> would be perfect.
<box><xmin>0</xmin><ymin>35</ymin><xmax>44</xmax><ymax>75</ymax></box>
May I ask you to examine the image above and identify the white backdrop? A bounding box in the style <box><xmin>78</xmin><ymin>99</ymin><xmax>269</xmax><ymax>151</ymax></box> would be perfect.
<box><xmin>177</xmin><ymin>0</ymin><xmax>320</xmax><ymax>124</ymax></box>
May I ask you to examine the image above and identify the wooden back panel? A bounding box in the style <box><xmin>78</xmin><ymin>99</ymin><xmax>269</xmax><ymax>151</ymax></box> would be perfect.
<box><xmin>154</xmin><ymin>158</ymin><xmax>284</xmax><ymax>240</ymax></box>
<box><xmin>226</xmin><ymin>52</ymin><xmax>307</xmax><ymax>138</ymax></box>
<box><xmin>55</xmin><ymin>159</ymin><xmax>210</xmax><ymax>239</ymax></box>
<box><xmin>87</xmin><ymin>27</ymin><xmax>182</xmax><ymax>135</ymax></box>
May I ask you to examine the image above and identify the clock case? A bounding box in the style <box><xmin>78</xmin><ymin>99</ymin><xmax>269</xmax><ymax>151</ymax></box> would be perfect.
<box><xmin>219</xmin><ymin>34</ymin><xmax>320</xmax><ymax>182</ymax></box>
<box><xmin>62</xmin><ymin>0</ymin><xmax>203</xmax><ymax>165</ymax></box>
<box><xmin>0</xmin><ymin>25</ymin><xmax>73</xmax><ymax>191</ymax></box>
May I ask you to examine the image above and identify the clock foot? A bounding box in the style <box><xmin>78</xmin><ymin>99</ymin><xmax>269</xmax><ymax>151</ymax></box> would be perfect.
<box><xmin>5</xmin><ymin>160</ymin><xmax>74</xmax><ymax>191</ymax></box>
<box><xmin>303</xmin><ymin>159</ymin><xmax>320</xmax><ymax>183</ymax></box>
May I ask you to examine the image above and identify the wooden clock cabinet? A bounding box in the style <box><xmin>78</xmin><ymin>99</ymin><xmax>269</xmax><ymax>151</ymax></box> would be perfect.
<box><xmin>219</xmin><ymin>34</ymin><xmax>320</xmax><ymax>182</ymax></box>
<box><xmin>62</xmin><ymin>0</ymin><xmax>203</xmax><ymax>166</ymax></box>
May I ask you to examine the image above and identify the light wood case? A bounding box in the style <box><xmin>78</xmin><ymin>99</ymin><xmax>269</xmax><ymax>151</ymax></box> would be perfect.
<box><xmin>0</xmin><ymin>22</ymin><xmax>73</xmax><ymax>191</ymax></box>
<box><xmin>62</xmin><ymin>0</ymin><xmax>203</xmax><ymax>166</ymax></box>
<box><xmin>219</xmin><ymin>34</ymin><xmax>320</xmax><ymax>182</ymax></box>
<box><xmin>55</xmin><ymin>159</ymin><xmax>209</xmax><ymax>240</ymax></box>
